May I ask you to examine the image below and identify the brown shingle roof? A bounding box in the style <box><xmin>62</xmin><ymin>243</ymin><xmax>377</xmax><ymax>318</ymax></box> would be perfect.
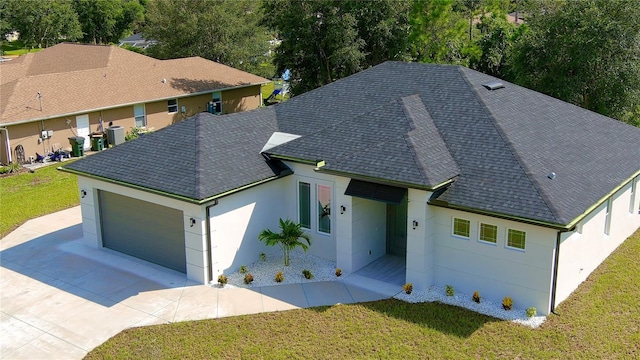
<box><xmin>0</xmin><ymin>43</ymin><xmax>269</xmax><ymax>125</ymax></box>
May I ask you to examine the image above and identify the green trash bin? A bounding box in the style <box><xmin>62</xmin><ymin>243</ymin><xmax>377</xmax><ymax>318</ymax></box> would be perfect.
<box><xmin>91</xmin><ymin>135</ymin><xmax>104</xmax><ymax>151</ymax></box>
<box><xmin>68</xmin><ymin>136</ymin><xmax>85</xmax><ymax>157</ymax></box>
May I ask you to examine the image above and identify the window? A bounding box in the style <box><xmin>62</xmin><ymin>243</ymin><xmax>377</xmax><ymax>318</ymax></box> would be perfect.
<box><xmin>134</xmin><ymin>104</ymin><xmax>146</xmax><ymax>127</ymax></box>
<box><xmin>507</xmin><ymin>229</ymin><xmax>526</xmax><ymax>250</ymax></box>
<box><xmin>604</xmin><ymin>198</ymin><xmax>612</xmax><ymax>235</ymax></box>
<box><xmin>168</xmin><ymin>99</ymin><xmax>178</xmax><ymax>113</ymax></box>
<box><xmin>208</xmin><ymin>92</ymin><xmax>222</xmax><ymax>114</ymax></box>
<box><xmin>298</xmin><ymin>182</ymin><xmax>311</xmax><ymax>229</ymax></box>
<box><xmin>318</xmin><ymin>184</ymin><xmax>331</xmax><ymax>234</ymax></box>
<box><xmin>452</xmin><ymin>218</ymin><xmax>470</xmax><ymax>238</ymax></box>
<box><xmin>631</xmin><ymin>178</ymin><xmax>637</xmax><ymax>214</ymax></box>
<box><xmin>479</xmin><ymin>223</ymin><xmax>497</xmax><ymax>244</ymax></box>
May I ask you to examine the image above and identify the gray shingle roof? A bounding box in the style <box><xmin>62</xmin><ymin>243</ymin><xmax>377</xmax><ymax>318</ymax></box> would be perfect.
<box><xmin>64</xmin><ymin>62</ymin><xmax>640</xmax><ymax>227</ymax></box>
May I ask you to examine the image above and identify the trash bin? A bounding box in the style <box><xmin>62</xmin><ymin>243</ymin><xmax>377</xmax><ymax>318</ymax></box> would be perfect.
<box><xmin>68</xmin><ymin>136</ymin><xmax>85</xmax><ymax>157</ymax></box>
<box><xmin>91</xmin><ymin>135</ymin><xmax>104</xmax><ymax>151</ymax></box>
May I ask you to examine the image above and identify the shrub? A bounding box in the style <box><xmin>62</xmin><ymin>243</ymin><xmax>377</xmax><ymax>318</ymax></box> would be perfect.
<box><xmin>275</xmin><ymin>271</ymin><xmax>284</xmax><ymax>283</ymax></box>
<box><xmin>403</xmin><ymin>283</ymin><xmax>413</xmax><ymax>294</ymax></box>
<box><xmin>217</xmin><ymin>274</ymin><xmax>228</xmax><ymax>286</ymax></box>
<box><xmin>526</xmin><ymin>306</ymin><xmax>537</xmax><ymax>317</ymax></box>
<box><xmin>445</xmin><ymin>285</ymin><xmax>455</xmax><ymax>296</ymax></box>
<box><xmin>258</xmin><ymin>218</ymin><xmax>312</xmax><ymax>266</ymax></box>
<box><xmin>125</xmin><ymin>126</ymin><xmax>153</xmax><ymax>141</ymax></box>
<box><xmin>244</xmin><ymin>273</ymin><xmax>254</xmax><ymax>284</ymax></box>
<box><xmin>335</xmin><ymin>268</ymin><xmax>342</xmax><ymax>277</ymax></box>
<box><xmin>502</xmin><ymin>296</ymin><xmax>513</xmax><ymax>311</ymax></box>
<box><xmin>302</xmin><ymin>269</ymin><xmax>313</xmax><ymax>279</ymax></box>
<box><xmin>472</xmin><ymin>291</ymin><xmax>481</xmax><ymax>303</ymax></box>
<box><xmin>260</xmin><ymin>252</ymin><xmax>267</xmax><ymax>262</ymax></box>
<box><xmin>239</xmin><ymin>265</ymin><xmax>248</xmax><ymax>274</ymax></box>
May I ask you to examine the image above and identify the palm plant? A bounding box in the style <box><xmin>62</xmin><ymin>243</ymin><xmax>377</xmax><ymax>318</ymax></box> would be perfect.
<box><xmin>258</xmin><ymin>218</ymin><xmax>312</xmax><ymax>266</ymax></box>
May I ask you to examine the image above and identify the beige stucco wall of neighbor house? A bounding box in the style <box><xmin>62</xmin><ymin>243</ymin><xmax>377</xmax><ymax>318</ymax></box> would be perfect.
<box><xmin>76</xmin><ymin>176</ymin><xmax>209</xmax><ymax>283</ymax></box>
<box><xmin>208</xmin><ymin>178</ymin><xmax>288</xmax><ymax>277</ymax></box>
<box><xmin>5</xmin><ymin>87</ymin><xmax>262</xmax><ymax>163</ymax></box>
<box><xmin>429</xmin><ymin>207</ymin><xmax>558</xmax><ymax>315</ymax></box>
<box><xmin>555</xmin><ymin>178</ymin><xmax>640</xmax><ymax>309</ymax></box>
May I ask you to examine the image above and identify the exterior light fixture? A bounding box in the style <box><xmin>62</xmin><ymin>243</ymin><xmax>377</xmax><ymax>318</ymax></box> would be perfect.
<box><xmin>190</xmin><ymin>218</ymin><xmax>196</xmax><ymax>227</ymax></box>
<box><xmin>80</xmin><ymin>190</ymin><xmax>87</xmax><ymax>198</ymax></box>
<box><xmin>412</xmin><ymin>220</ymin><xmax>419</xmax><ymax>230</ymax></box>
<box><xmin>340</xmin><ymin>205</ymin><xmax>346</xmax><ymax>214</ymax></box>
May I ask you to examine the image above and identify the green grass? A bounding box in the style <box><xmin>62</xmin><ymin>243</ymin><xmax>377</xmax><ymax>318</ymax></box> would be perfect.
<box><xmin>0</xmin><ymin>162</ymin><xmax>79</xmax><ymax>238</ymax></box>
<box><xmin>87</xmin><ymin>229</ymin><xmax>640</xmax><ymax>359</ymax></box>
<box><xmin>1</xmin><ymin>41</ymin><xmax>43</xmax><ymax>56</ymax></box>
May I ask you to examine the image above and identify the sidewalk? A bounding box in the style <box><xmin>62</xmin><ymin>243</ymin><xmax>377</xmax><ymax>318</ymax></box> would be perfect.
<box><xmin>0</xmin><ymin>207</ymin><xmax>395</xmax><ymax>359</ymax></box>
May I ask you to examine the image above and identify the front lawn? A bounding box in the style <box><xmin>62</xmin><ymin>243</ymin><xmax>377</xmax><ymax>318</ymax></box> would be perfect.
<box><xmin>87</xmin><ymin>229</ymin><xmax>640</xmax><ymax>359</ymax></box>
<box><xmin>0</xmin><ymin>162</ymin><xmax>79</xmax><ymax>238</ymax></box>
<box><xmin>1</xmin><ymin>41</ymin><xmax>43</xmax><ymax>56</ymax></box>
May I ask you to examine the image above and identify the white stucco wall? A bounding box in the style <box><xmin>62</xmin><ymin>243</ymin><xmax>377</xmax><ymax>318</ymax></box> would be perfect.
<box><xmin>430</xmin><ymin>207</ymin><xmax>557</xmax><ymax>314</ymax></box>
<box><xmin>406</xmin><ymin>189</ymin><xmax>433</xmax><ymax>289</ymax></box>
<box><xmin>76</xmin><ymin>176</ymin><xmax>209</xmax><ymax>283</ymax></box>
<box><xmin>349</xmin><ymin>197</ymin><xmax>386</xmax><ymax>272</ymax></box>
<box><xmin>555</xmin><ymin>179</ymin><xmax>640</xmax><ymax>308</ymax></box>
<box><xmin>208</xmin><ymin>178</ymin><xmax>287</xmax><ymax>276</ymax></box>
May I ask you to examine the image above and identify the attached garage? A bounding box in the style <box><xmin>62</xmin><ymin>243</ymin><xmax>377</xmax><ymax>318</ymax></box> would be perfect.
<box><xmin>98</xmin><ymin>190</ymin><xmax>186</xmax><ymax>273</ymax></box>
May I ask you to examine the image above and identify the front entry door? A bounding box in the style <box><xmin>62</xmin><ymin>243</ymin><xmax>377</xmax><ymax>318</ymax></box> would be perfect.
<box><xmin>386</xmin><ymin>194</ymin><xmax>408</xmax><ymax>256</ymax></box>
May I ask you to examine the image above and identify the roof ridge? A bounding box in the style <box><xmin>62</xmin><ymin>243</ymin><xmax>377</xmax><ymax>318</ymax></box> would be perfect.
<box><xmin>458</xmin><ymin>67</ymin><xmax>564</xmax><ymax>224</ymax></box>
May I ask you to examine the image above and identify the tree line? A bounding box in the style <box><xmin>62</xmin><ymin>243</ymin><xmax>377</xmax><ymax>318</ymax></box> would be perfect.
<box><xmin>2</xmin><ymin>0</ymin><xmax>638</xmax><ymax>126</ymax></box>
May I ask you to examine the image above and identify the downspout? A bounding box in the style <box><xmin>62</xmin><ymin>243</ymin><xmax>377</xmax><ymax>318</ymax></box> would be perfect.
<box><xmin>550</xmin><ymin>229</ymin><xmax>568</xmax><ymax>315</ymax></box>
<box><xmin>205</xmin><ymin>200</ymin><xmax>218</xmax><ymax>283</ymax></box>
<box><xmin>0</xmin><ymin>128</ymin><xmax>12</xmax><ymax>164</ymax></box>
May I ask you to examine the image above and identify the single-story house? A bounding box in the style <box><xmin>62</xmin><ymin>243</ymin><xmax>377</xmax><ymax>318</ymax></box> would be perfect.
<box><xmin>0</xmin><ymin>42</ymin><xmax>269</xmax><ymax>164</ymax></box>
<box><xmin>61</xmin><ymin>62</ymin><xmax>640</xmax><ymax>315</ymax></box>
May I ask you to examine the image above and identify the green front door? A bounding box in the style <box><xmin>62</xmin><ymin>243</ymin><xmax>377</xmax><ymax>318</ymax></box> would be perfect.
<box><xmin>386</xmin><ymin>194</ymin><xmax>408</xmax><ymax>257</ymax></box>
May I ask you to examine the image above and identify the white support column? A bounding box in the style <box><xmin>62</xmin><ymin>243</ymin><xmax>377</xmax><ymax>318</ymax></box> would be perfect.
<box><xmin>183</xmin><ymin>209</ymin><xmax>209</xmax><ymax>284</ymax></box>
<box><xmin>405</xmin><ymin>189</ymin><xmax>435</xmax><ymax>290</ymax></box>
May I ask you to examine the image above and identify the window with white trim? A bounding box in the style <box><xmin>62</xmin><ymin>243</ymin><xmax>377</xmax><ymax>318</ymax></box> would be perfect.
<box><xmin>507</xmin><ymin>229</ymin><xmax>526</xmax><ymax>250</ymax></box>
<box><xmin>134</xmin><ymin>104</ymin><xmax>146</xmax><ymax>127</ymax></box>
<box><xmin>479</xmin><ymin>223</ymin><xmax>497</xmax><ymax>244</ymax></box>
<box><xmin>604</xmin><ymin>198</ymin><xmax>612</xmax><ymax>235</ymax></box>
<box><xmin>168</xmin><ymin>99</ymin><xmax>178</xmax><ymax>113</ymax></box>
<box><xmin>298</xmin><ymin>180</ymin><xmax>332</xmax><ymax>234</ymax></box>
<box><xmin>452</xmin><ymin>218</ymin><xmax>470</xmax><ymax>238</ymax></box>
<box><xmin>298</xmin><ymin>182</ymin><xmax>311</xmax><ymax>229</ymax></box>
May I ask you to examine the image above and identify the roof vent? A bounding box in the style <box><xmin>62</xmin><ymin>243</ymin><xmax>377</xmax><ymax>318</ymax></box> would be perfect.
<box><xmin>547</xmin><ymin>172</ymin><xmax>556</xmax><ymax>180</ymax></box>
<box><xmin>482</xmin><ymin>81</ymin><xmax>505</xmax><ymax>91</ymax></box>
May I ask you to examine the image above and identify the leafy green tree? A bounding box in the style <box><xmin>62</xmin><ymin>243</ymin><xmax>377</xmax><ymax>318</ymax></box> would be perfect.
<box><xmin>258</xmin><ymin>219</ymin><xmax>312</xmax><ymax>266</ymax></box>
<box><xmin>3</xmin><ymin>0</ymin><xmax>82</xmax><ymax>48</ymax></box>
<box><xmin>73</xmin><ymin>0</ymin><xmax>144</xmax><ymax>44</ymax></box>
<box><xmin>508</xmin><ymin>0</ymin><xmax>640</xmax><ymax>125</ymax></box>
<box><xmin>143</xmin><ymin>0</ymin><xmax>273</xmax><ymax>78</ymax></box>
<box><xmin>263</xmin><ymin>0</ymin><xmax>412</xmax><ymax>95</ymax></box>
<box><xmin>470</xmin><ymin>12</ymin><xmax>519</xmax><ymax>77</ymax></box>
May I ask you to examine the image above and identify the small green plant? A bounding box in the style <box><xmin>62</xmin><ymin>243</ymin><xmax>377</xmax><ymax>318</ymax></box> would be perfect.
<box><xmin>275</xmin><ymin>271</ymin><xmax>284</xmax><ymax>283</ymax></box>
<box><xmin>258</xmin><ymin>218</ymin><xmax>312</xmax><ymax>266</ymax></box>
<box><xmin>217</xmin><ymin>274</ymin><xmax>228</xmax><ymax>286</ymax></box>
<box><xmin>125</xmin><ymin>126</ymin><xmax>153</xmax><ymax>141</ymax></box>
<box><xmin>260</xmin><ymin>252</ymin><xmax>267</xmax><ymax>261</ymax></box>
<box><xmin>335</xmin><ymin>268</ymin><xmax>342</xmax><ymax>277</ymax></box>
<box><xmin>445</xmin><ymin>285</ymin><xmax>455</xmax><ymax>296</ymax></box>
<box><xmin>403</xmin><ymin>283</ymin><xmax>413</xmax><ymax>294</ymax></box>
<box><xmin>302</xmin><ymin>269</ymin><xmax>313</xmax><ymax>279</ymax></box>
<box><xmin>0</xmin><ymin>163</ymin><xmax>22</xmax><ymax>174</ymax></box>
<box><xmin>472</xmin><ymin>291</ymin><xmax>481</xmax><ymax>303</ymax></box>
<box><xmin>244</xmin><ymin>273</ymin><xmax>254</xmax><ymax>284</ymax></box>
<box><xmin>526</xmin><ymin>306</ymin><xmax>537</xmax><ymax>317</ymax></box>
<box><xmin>502</xmin><ymin>296</ymin><xmax>513</xmax><ymax>311</ymax></box>
<box><xmin>239</xmin><ymin>265</ymin><xmax>248</xmax><ymax>274</ymax></box>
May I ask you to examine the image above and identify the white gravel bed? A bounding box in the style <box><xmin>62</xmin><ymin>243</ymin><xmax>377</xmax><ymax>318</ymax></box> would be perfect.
<box><xmin>214</xmin><ymin>250</ymin><xmax>546</xmax><ymax>328</ymax></box>
<box><xmin>217</xmin><ymin>250</ymin><xmax>341</xmax><ymax>288</ymax></box>
<box><xmin>394</xmin><ymin>287</ymin><xmax>547</xmax><ymax>328</ymax></box>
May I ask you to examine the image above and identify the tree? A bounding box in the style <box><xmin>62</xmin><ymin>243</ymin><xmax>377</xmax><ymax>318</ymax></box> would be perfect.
<box><xmin>508</xmin><ymin>0</ymin><xmax>640</xmax><ymax>125</ymax></box>
<box><xmin>73</xmin><ymin>0</ymin><xmax>145</xmax><ymax>44</ymax></box>
<box><xmin>470</xmin><ymin>12</ymin><xmax>519</xmax><ymax>78</ymax></box>
<box><xmin>258</xmin><ymin>219</ymin><xmax>312</xmax><ymax>266</ymax></box>
<box><xmin>263</xmin><ymin>0</ymin><xmax>412</xmax><ymax>95</ymax></box>
<box><xmin>143</xmin><ymin>0</ymin><xmax>273</xmax><ymax>78</ymax></box>
<box><xmin>3</xmin><ymin>0</ymin><xmax>82</xmax><ymax>48</ymax></box>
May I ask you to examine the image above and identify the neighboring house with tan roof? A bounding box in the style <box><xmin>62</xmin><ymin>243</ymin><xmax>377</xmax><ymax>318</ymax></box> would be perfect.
<box><xmin>0</xmin><ymin>42</ymin><xmax>269</xmax><ymax>164</ymax></box>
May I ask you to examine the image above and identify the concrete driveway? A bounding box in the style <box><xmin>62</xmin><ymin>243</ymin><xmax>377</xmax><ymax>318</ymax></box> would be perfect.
<box><xmin>1</xmin><ymin>207</ymin><xmax>396</xmax><ymax>359</ymax></box>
